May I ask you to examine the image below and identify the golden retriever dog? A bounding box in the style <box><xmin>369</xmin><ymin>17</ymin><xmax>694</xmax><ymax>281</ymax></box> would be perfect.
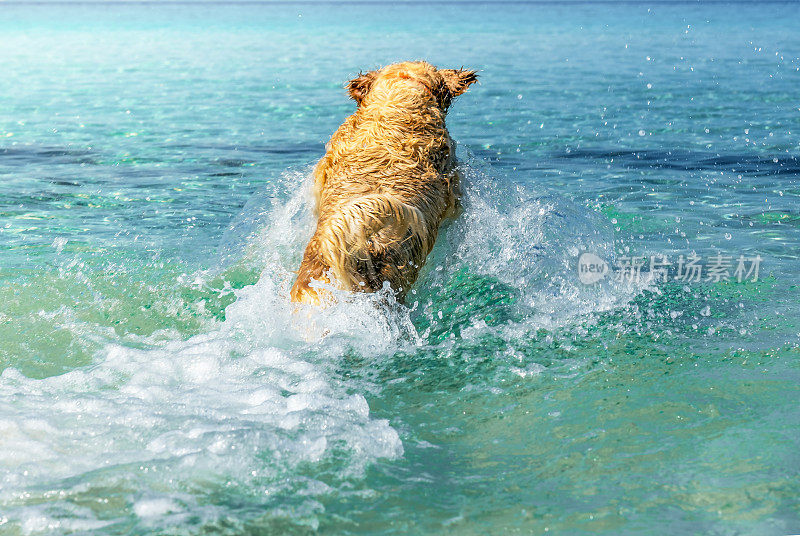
<box><xmin>290</xmin><ymin>61</ymin><xmax>477</xmax><ymax>305</ymax></box>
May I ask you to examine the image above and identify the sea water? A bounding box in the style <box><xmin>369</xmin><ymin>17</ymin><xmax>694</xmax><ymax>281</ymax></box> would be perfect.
<box><xmin>0</xmin><ymin>2</ymin><xmax>799</xmax><ymax>534</ymax></box>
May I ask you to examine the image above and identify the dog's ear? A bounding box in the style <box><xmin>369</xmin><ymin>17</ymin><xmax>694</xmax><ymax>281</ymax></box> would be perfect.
<box><xmin>346</xmin><ymin>70</ymin><xmax>378</xmax><ymax>106</ymax></box>
<box><xmin>440</xmin><ymin>68</ymin><xmax>478</xmax><ymax>98</ymax></box>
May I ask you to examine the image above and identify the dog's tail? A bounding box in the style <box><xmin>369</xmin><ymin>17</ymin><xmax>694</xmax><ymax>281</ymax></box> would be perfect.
<box><xmin>315</xmin><ymin>194</ymin><xmax>433</xmax><ymax>295</ymax></box>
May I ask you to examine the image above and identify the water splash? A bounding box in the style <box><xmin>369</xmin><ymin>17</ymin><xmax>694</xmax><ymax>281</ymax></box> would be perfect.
<box><xmin>0</xmin><ymin>151</ymin><xmax>641</xmax><ymax>533</ymax></box>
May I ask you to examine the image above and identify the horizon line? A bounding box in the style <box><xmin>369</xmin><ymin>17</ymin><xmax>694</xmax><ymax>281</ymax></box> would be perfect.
<box><xmin>1</xmin><ymin>0</ymin><xmax>797</xmax><ymax>4</ymax></box>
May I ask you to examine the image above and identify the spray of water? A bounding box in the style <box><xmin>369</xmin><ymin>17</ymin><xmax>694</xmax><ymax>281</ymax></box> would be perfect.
<box><xmin>0</xmin><ymin>150</ymin><xmax>643</xmax><ymax>533</ymax></box>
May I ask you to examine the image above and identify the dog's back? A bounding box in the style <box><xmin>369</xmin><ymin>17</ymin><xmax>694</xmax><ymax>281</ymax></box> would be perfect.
<box><xmin>291</xmin><ymin>62</ymin><xmax>477</xmax><ymax>305</ymax></box>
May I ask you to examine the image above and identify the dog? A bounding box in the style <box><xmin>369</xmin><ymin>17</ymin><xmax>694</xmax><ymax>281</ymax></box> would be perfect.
<box><xmin>290</xmin><ymin>61</ymin><xmax>477</xmax><ymax>305</ymax></box>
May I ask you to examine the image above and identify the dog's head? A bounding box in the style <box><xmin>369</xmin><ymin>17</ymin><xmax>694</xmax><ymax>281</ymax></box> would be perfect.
<box><xmin>346</xmin><ymin>61</ymin><xmax>477</xmax><ymax>112</ymax></box>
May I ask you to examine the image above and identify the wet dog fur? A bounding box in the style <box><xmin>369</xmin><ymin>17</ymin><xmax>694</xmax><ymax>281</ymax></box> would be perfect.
<box><xmin>290</xmin><ymin>61</ymin><xmax>477</xmax><ymax>305</ymax></box>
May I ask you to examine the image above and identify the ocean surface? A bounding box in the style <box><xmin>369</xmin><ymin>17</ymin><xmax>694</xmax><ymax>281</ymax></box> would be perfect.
<box><xmin>1</xmin><ymin>1</ymin><xmax>799</xmax><ymax>534</ymax></box>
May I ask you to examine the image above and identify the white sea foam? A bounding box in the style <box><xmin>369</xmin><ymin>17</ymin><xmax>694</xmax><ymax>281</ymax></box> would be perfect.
<box><xmin>0</xmin><ymin>171</ymin><xmax>410</xmax><ymax>532</ymax></box>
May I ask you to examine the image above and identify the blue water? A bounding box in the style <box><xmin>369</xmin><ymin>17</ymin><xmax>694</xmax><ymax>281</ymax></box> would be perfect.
<box><xmin>1</xmin><ymin>2</ymin><xmax>799</xmax><ymax>534</ymax></box>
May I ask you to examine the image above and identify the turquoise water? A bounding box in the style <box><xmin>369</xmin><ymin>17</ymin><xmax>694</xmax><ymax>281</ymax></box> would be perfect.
<box><xmin>1</xmin><ymin>1</ymin><xmax>800</xmax><ymax>534</ymax></box>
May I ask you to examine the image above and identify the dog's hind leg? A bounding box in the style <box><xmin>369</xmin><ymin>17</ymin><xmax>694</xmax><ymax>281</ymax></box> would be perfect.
<box><xmin>290</xmin><ymin>238</ymin><xmax>336</xmax><ymax>305</ymax></box>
